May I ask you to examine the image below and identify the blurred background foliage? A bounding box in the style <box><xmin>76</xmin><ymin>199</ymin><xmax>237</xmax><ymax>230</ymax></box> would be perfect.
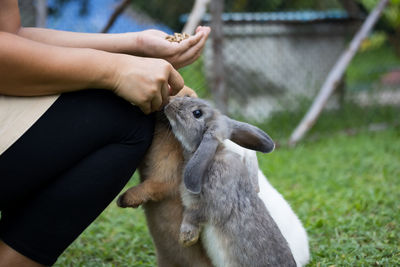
<box><xmin>48</xmin><ymin>0</ymin><xmax>89</xmax><ymax>16</ymax></box>
<box><xmin>48</xmin><ymin>0</ymin><xmax>400</xmax><ymax>53</ymax></box>
<box><xmin>46</xmin><ymin>0</ymin><xmax>396</xmax><ymax>27</ymax></box>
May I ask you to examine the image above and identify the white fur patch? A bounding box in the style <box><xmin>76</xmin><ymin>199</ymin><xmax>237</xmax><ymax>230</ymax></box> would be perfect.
<box><xmin>166</xmin><ymin>116</ymin><xmax>194</xmax><ymax>153</ymax></box>
<box><xmin>257</xmin><ymin>171</ymin><xmax>310</xmax><ymax>266</ymax></box>
<box><xmin>203</xmin><ymin>225</ymin><xmax>230</xmax><ymax>267</ymax></box>
<box><xmin>174</xmin><ymin>131</ymin><xmax>193</xmax><ymax>153</ymax></box>
<box><xmin>180</xmin><ymin>183</ymin><xmax>196</xmax><ymax>208</ymax></box>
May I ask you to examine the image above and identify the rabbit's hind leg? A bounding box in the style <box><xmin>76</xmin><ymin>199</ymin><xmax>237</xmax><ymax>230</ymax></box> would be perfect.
<box><xmin>179</xmin><ymin>207</ymin><xmax>205</xmax><ymax>247</ymax></box>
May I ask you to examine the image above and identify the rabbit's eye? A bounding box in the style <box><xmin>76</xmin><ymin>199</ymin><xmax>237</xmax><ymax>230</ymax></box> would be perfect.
<box><xmin>192</xmin><ymin>110</ymin><xmax>203</xmax><ymax>118</ymax></box>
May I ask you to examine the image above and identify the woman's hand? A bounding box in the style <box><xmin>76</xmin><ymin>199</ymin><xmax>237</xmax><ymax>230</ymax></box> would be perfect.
<box><xmin>133</xmin><ymin>26</ymin><xmax>211</xmax><ymax>69</ymax></box>
<box><xmin>110</xmin><ymin>55</ymin><xmax>184</xmax><ymax>114</ymax></box>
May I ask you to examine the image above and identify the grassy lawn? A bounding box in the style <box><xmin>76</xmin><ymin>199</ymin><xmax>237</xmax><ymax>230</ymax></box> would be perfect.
<box><xmin>54</xmin><ymin>102</ymin><xmax>400</xmax><ymax>266</ymax></box>
<box><xmin>258</xmin><ymin>127</ymin><xmax>400</xmax><ymax>266</ymax></box>
<box><xmin>346</xmin><ymin>44</ymin><xmax>400</xmax><ymax>91</ymax></box>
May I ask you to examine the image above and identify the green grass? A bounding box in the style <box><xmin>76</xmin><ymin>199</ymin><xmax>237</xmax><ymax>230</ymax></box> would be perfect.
<box><xmin>252</xmin><ymin>101</ymin><xmax>400</xmax><ymax>146</ymax></box>
<box><xmin>258</xmin><ymin>126</ymin><xmax>400</xmax><ymax>266</ymax></box>
<box><xmin>54</xmin><ymin>102</ymin><xmax>400</xmax><ymax>266</ymax></box>
<box><xmin>179</xmin><ymin>55</ymin><xmax>211</xmax><ymax>99</ymax></box>
<box><xmin>54</xmin><ymin>175</ymin><xmax>157</xmax><ymax>267</ymax></box>
<box><xmin>346</xmin><ymin>44</ymin><xmax>400</xmax><ymax>91</ymax></box>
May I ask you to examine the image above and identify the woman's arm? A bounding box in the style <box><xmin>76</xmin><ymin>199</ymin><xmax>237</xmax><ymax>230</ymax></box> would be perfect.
<box><xmin>0</xmin><ymin>31</ymin><xmax>114</xmax><ymax>96</ymax></box>
<box><xmin>0</xmin><ymin>0</ymin><xmax>21</xmax><ymax>33</ymax></box>
<box><xmin>0</xmin><ymin>0</ymin><xmax>134</xmax><ymax>53</ymax></box>
<box><xmin>18</xmin><ymin>27</ymin><xmax>210</xmax><ymax>69</ymax></box>
<box><xmin>0</xmin><ymin>31</ymin><xmax>183</xmax><ymax>114</ymax></box>
<box><xmin>0</xmin><ymin>0</ymin><xmax>210</xmax><ymax>69</ymax></box>
<box><xmin>18</xmin><ymin>27</ymin><xmax>144</xmax><ymax>55</ymax></box>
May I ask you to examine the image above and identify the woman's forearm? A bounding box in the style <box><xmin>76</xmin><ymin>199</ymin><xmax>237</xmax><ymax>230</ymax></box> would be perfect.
<box><xmin>18</xmin><ymin>27</ymin><xmax>139</xmax><ymax>54</ymax></box>
<box><xmin>17</xmin><ymin>26</ymin><xmax>212</xmax><ymax>70</ymax></box>
<box><xmin>0</xmin><ymin>31</ymin><xmax>116</xmax><ymax>96</ymax></box>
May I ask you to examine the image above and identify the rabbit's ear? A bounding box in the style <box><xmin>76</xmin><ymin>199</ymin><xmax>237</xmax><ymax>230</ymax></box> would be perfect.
<box><xmin>228</xmin><ymin>118</ymin><xmax>275</xmax><ymax>153</ymax></box>
<box><xmin>183</xmin><ymin>132</ymin><xmax>219</xmax><ymax>194</ymax></box>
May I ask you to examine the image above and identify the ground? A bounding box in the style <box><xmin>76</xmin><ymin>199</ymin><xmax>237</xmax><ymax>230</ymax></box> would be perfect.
<box><xmin>55</xmin><ymin>103</ymin><xmax>400</xmax><ymax>266</ymax></box>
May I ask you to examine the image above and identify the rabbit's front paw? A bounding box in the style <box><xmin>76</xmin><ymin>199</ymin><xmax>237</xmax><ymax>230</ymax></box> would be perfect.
<box><xmin>117</xmin><ymin>192</ymin><xmax>144</xmax><ymax>208</ymax></box>
<box><xmin>179</xmin><ymin>223</ymin><xmax>200</xmax><ymax>247</ymax></box>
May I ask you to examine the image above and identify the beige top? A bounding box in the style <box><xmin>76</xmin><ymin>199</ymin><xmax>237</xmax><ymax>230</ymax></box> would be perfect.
<box><xmin>0</xmin><ymin>94</ymin><xmax>59</xmax><ymax>155</ymax></box>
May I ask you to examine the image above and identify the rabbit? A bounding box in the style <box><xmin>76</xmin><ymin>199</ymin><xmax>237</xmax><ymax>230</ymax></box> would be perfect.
<box><xmin>224</xmin><ymin>139</ymin><xmax>310</xmax><ymax>267</ymax></box>
<box><xmin>118</xmin><ymin>86</ymin><xmax>213</xmax><ymax>267</ymax></box>
<box><xmin>118</xmin><ymin>88</ymin><xmax>309</xmax><ymax>266</ymax></box>
<box><xmin>163</xmin><ymin>97</ymin><xmax>297</xmax><ymax>267</ymax></box>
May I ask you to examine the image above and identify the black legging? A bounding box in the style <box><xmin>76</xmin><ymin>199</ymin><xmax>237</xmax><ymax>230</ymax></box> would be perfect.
<box><xmin>0</xmin><ymin>89</ymin><xmax>155</xmax><ymax>265</ymax></box>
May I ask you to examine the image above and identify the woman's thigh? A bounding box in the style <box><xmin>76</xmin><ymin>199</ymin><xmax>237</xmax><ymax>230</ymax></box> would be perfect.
<box><xmin>0</xmin><ymin>89</ymin><xmax>154</xmax><ymax>264</ymax></box>
<box><xmin>0</xmin><ymin>89</ymin><xmax>154</xmax><ymax>207</ymax></box>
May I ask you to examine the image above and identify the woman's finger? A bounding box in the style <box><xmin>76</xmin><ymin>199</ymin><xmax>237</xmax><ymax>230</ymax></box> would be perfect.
<box><xmin>139</xmin><ymin>102</ymin><xmax>152</xmax><ymax>115</ymax></box>
<box><xmin>161</xmin><ymin>82</ymin><xmax>169</xmax><ymax>107</ymax></box>
<box><xmin>172</xmin><ymin>30</ymin><xmax>204</xmax><ymax>54</ymax></box>
<box><xmin>150</xmin><ymin>90</ymin><xmax>163</xmax><ymax>113</ymax></box>
<box><xmin>177</xmin><ymin>28</ymin><xmax>210</xmax><ymax>65</ymax></box>
<box><xmin>168</xmin><ymin>66</ymin><xmax>184</xmax><ymax>95</ymax></box>
<box><xmin>179</xmin><ymin>44</ymin><xmax>205</xmax><ymax>68</ymax></box>
<box><xmin>195</xmin><ymin>26</ymin><xmax>202</xmax><ymax>34</ymax></box>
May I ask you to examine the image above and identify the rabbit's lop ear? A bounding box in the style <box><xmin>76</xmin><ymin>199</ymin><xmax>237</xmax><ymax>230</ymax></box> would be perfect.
<box><xmin>184</xmin><ymin>131</ymin><xmax>220</xmax><ymax>194</ymax></box>
<box><xmin>228</xmin><ymin>118</ymin><xmax>275</xmax><ymax>153</ymax></box>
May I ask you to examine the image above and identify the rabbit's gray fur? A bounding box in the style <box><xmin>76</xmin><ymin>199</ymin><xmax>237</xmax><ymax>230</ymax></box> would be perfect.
<box><xmin>164</xmin><ymin>97</ymin><xmax>296</xmax><ymax>267</ymax></box>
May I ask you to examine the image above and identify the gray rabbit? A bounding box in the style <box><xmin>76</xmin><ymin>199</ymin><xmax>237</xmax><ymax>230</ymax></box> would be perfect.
<box><xmin>164</xmin><ymin>97</ymin><xmax>296</xmax><ymax>267</ymax></box>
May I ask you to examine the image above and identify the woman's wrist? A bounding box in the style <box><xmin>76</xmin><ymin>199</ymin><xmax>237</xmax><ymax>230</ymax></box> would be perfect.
<box><xmin>105</xmin><ymin>32</ymin><xmax>139</xmax><ymax>55</ymax></box>
<box><xmin>126</xmin><ymin>31</ymin><xmax>145</xmax><ymax>56</ymax></box>
<box><xmin>89</xmin><ymin>50</ymin><xmax>121</xmax><ymax>92</ymax></box>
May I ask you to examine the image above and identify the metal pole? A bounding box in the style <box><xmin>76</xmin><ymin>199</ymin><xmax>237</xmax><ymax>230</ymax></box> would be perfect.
<box><xmin>35</xmin><ymin>0</ymin><xmax>47</xmax><ymax>28</ymax></box>
<box><xmin>210</xmin><ymin>0</ymin><xmax>227</xmax><ymax>114</ymax></box>
<box><xmin>183</xmin><ymin>0</ymin><xmax>210</xmax><ymax>35</ymax></box>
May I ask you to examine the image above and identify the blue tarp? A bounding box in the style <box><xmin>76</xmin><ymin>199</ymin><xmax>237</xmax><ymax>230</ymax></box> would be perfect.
<box><xmin>180</xmin><ymin>10</ymin><xmax>351</xmax><ymax>24</ymax></box>
<box><xmin>47</xmin><ymin>0</ymin><xmax>173</xmax><ymax>33</ymax></box>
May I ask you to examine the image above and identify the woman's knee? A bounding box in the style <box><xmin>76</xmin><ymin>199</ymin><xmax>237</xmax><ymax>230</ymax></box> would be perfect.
<box><xmin>57</xmin><ymin>89</ymin><xmax>155</xmax><ymax>149</ymax></box>
<box><xmin>120</xmin><ymin>105</ymin><xmax>155</xmax><ymax>153</ymax></box>
<box><xmin>134</xmin><ymin>111</ymin><xmax>155</xmax><ymax>151</ymax></box>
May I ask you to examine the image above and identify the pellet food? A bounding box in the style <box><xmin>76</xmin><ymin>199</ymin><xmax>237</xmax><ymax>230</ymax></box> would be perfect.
<box><xmin>165</xmin><ymin>33</ymin><xmax>190</xmax><ymax>43</ymax></box>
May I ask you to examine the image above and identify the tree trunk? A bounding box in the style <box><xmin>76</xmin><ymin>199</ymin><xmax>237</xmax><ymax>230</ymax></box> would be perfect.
<box><xmin>182</xmin><ymin>0</ymin><xmax>210</xmax><ymax>35</ymax></box>
<box><xmin>210</xmin><ymin>0</ymin><xmax>227</xmax><ymax>114</ymax></box>
<box><xmin>338</xmin><ymin>0</ymin><xmax>364</xmax><ymax>18</ymax></box>
<box><xmin>101</xmin><ymin>0</ymin><xmax>131</xmax><ymax>33</ymax></box>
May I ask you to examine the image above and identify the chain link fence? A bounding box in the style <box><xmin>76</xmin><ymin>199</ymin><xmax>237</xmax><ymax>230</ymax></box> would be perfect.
<box><xmin>20</xmin><ymin>0</ymin><xmax>400</xmax><ymax>142</ymax></box>
<box><xmin>180</xmin><ymin>2</ymin><xmax>400</xmax><ymax>142</ymax></box>
<box><xmin>201</xmin><ymin>11</ymin><xmax>360</xmax><ymax>119</ymax></box>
